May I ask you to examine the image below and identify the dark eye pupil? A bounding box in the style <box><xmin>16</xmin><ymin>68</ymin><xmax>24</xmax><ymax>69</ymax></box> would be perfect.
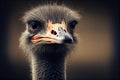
<box><xmin>69</xmin><ymin>21</ymin><xmax>78</xmax><ymax>29</ymax></box>
<box><xmin>31</xmin><ymin>22</ymin><xmax>39</xmax><ymax>29</ymax></box>
<box><xmin>28</xmin><ymin>21</ymin><xmax>43</xmax><ymax>33</ymax></box>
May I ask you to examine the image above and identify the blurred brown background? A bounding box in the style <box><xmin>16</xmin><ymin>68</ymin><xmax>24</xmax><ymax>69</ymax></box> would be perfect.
<box><xmin>0</xmin><ymin>0</ymin><xmax>119</xmax><ymax>80</ymax></box>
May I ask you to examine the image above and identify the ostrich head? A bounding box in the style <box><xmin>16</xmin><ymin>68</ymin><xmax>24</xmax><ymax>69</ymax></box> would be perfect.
<box><xmin>19</xmin><ymin>4</ymin><xmax>80</xmax><ymax>80</ymax></box>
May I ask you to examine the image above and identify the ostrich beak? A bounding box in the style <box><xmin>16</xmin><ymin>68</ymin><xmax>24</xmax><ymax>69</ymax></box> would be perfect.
<box><xmin>31</xmin><ymin>21</ymin><xmax>73</xmax><ymax>44</ymax></box>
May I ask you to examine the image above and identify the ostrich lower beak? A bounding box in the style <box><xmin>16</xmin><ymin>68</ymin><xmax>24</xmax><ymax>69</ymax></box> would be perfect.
<box><xmin>31</xmin><ymin>34</ymin><xmax>73</xmax><ymax>44</ymax></box>
<box><xmin>31</xmin><ymin>36</ymin><xmax>60</xmax><ymax>44</ymax></box>
<box><xmin>31</xmin><ymin>35</ymin><xmax>73</xmax><ymax>44</ymax></box>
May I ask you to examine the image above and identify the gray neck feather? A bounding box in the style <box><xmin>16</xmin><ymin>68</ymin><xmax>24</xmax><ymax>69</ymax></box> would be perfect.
<box><xmin>32</xmin><ymin>58</ymin><xmax>66</xmax><ymax>80</ymax></box>
<box><xmin>31</xmin><ymin>51</ymin><xmax>67</xmax><ymax>80</ymax></box>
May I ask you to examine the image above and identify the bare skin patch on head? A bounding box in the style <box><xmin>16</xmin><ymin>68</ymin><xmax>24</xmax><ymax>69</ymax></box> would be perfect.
<box><xmin>46</xmin><ymin>20</ymin><xmax>68</xmax><ymax>37</ymax></box>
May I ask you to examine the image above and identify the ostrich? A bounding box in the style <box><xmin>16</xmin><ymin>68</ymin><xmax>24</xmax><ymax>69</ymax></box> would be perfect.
<box><xmin>19</xmin><ymin>4</ymin><xmax>80</xmax><ymax>80</ymax></box>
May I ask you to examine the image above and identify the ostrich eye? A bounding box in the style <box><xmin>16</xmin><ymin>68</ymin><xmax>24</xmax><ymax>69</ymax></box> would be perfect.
<box><xmin>28</xmin><ymin>21</ymin><xmax>42</xmax><ymax>32</ymax></box>
<box><xmin>68</xmin><ymin>20</ymin><xmax>78</xmax><ymax>29</ymax></box>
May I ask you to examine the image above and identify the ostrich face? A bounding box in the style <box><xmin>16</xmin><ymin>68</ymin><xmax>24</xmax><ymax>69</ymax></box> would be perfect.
<box><xmin>28</xmin><ymin>20</ymin><xmax>76</xmax><ymax>44</ymax></box>
<box><xmin>19</xmin><ymin>5</ymin><xmax>80</xmax><ymax>54</ymax></box>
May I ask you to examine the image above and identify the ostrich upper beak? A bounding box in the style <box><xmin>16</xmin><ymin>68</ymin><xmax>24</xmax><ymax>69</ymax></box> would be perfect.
<box><xmin>31</xmin><ymin>21</ymin><xmax>73</xmax><ymax>44</ymax></box>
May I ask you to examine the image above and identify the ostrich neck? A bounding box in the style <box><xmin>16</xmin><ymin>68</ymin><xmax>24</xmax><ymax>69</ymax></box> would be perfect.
<box><xmin>31</xmin><ymin>51</ymin><xmax>67</xmax><ymax>80</ymax></box>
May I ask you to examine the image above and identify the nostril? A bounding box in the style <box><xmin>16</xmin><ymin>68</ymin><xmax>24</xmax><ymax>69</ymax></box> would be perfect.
<box><xmin>63</xmin><ymin>36</ymin><xmax>72</xmax><ymax>44</ymax></box>
<box><xmin>51</xmin><ymin>30</ymin><xmax>57</xmax><ymax>35</ymax></box>
<box><xmin>64</xmin><ymin>29</ymin><xmax>66</xmax><ymax>32</ymax></box>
